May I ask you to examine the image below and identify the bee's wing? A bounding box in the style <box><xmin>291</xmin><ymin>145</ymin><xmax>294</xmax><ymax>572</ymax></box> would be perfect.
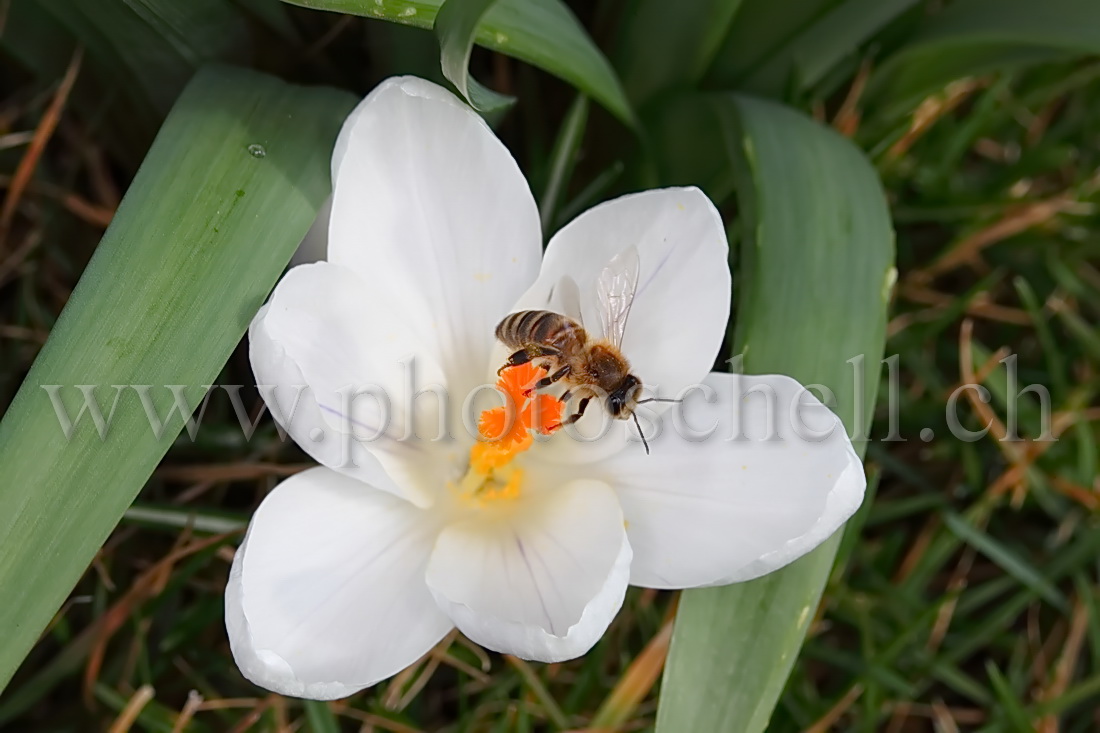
<box><xmin>596</xmin><ymin>245</ymin><xmax>640</xmax><ymax>347</ymax></box>
<box><xmin>547</xmin><ymin>273</ymin><xmax>585</xmax><ymax>326</ymax></box>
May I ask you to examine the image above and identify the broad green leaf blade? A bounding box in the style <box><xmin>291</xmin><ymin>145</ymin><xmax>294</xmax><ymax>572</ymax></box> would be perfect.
<box><xmin>232</xmin><ymin>0</ymin><xmax>303</xmax><ymax>42</ymax></box>
<box><xmin>40</xmin><ymin>0</ymin><xmax>250</xmax><ymax>113</ymax></box>
<box><xmin>655</xmin><ymin>95</ymin><xmax>895</xmax><ymax>732</ymax></box>
<box><xmin>283</xmin><ymin>0</ymin><xmax>636</xmax><ymax>127</ymax></box>
<box><xmin>643</xmin><ymin>91</ymin><xmax>734</xmax><ymax>203</ymax></box>
<box><xmin>0</xmin><ymin>66</ymin><xmax>355</xmax><ymax>690</ymax></box>
<box><xmin>0</xmin><ymin>2</ymin><xmax>73</xmax><ymax>79</ymax></box>
<box><xmin>435</xmin><ymin>0</ymin><xmax>516</xmax><ymax>112</ymax></box>
<box><xmin>868</xmin><ymin>0</ymin><xmax>1100</xmax><ymax>113</ymax></box>
<box><xmin>613</xmin><ymin>0</ymin><xmax>744</xmax><ymax>107</ymax></box>
<box><xmin>704</xmin><ymin>0</ymin><xmax>835</xmax><ymax>88</ymax></box>
<box><xmin>39</xmin><ymin>0</ymin><xmax>251</xmax><ymax>150</ymax></box>
<box><xmin>704</xmin><ymin>0</ymin><xmax>918</xmax><ymax>97</ymax></box>
<box><xmin>739</xmin><ymin>0</ymin><xmax>920</xmax><ymax>96</ymax></box>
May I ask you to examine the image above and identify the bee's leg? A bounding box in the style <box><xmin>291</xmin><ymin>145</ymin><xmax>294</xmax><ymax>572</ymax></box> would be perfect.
<box><xmin>549</xmin><ymin>395</ymin><xmax>588</xmax><ymax>431</ymax></box>
<box><xmin>498</xmin><ymin>349</ymin><xmax>531</xmax><ymax>374</ymax></box>
<box><xmin>562</xmin><ymin>396</ymin><xmax>591</xmax><ymax>426</ymax></box>
<box><xmin>536</xmin><ymin>346</ymin><xmax>561</xmax><ymax>368</ymax></box>
<box><xmin>535</xmin><ymin>365</ymin><xmax>570</xmax><ymax>389</ymax></box>
<box><xmin>523</xmin><ymin>365</ymin><xmax>570</xmax><ymax>397</ymax></box>
<box><xmin>498</xmin><ymin>347</ymin><xmax>559</xmax><ymax>375</ymax></box>
<box><xmin>560</xmin><ymin>390</ymin><xmax>573</xmax><ymax>403</ymax></box>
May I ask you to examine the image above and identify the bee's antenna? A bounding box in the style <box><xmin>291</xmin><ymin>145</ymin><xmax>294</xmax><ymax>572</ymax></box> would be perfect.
<box><xmin>637</xmin><ymin>397</ymin><xmax>683</xmax><ymax>404</ymax></box>
<box><xmin>632</xmin><ymin>412</ymin><xmax>650</xmax><ymax>455</ymax></box>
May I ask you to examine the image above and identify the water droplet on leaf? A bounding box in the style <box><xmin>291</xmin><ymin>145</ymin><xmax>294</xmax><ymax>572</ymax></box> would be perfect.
<box><xmin>247</xmin><ymin>144</ymin><xmax>266</xmax><ymax>158</ymax></box>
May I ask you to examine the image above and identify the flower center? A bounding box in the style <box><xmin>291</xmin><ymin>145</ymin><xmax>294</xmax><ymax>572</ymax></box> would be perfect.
<box><xmin>453</xmin><ymin>363</ymin><xmax>563</xmax><ymax>505</ymax></box>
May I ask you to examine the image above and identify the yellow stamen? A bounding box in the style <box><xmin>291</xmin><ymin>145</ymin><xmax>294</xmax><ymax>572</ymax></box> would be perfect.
<box><xmin>454</xmin><ymin>456</ymin><xmax>526</xmax><ymax>506</ymax></box>
<box><xmin>451</xmin><ymin>363</ymin><xmax>564</xmax><ymax>505</ymax></box>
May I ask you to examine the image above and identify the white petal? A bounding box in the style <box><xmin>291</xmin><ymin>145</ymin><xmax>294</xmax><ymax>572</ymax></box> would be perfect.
<box><xmin>600</xmin><ymin>372</ymin><xmax>866</xmax><ymax>589</ymax></box>
<box><xmin>329</xmin><ymin>76</ymin><xmax>542</xmax><ymax>398</ymax></box>
<box><xmin>249</xmin><ymin>302</ymin><xmax>398</xmax><ymax>496</ymax></box>
<box><xmin>225</xmin><ymin>467</ymin><xmax>453</xmax><ymax>699</ymax></box>
<box><xmin>425</xmin><ymin>480</ymin><xmax>631</xmax><ymax>662</ymax></box>
<box><xmin>250</xmin><ymin>262</ymin><xmax>453</xmax><ymax>507</ymax></box>
<box><xmin>509</xmin><ymin>187</ymin><xmax>730</xmax><ymax>394</ymax></box>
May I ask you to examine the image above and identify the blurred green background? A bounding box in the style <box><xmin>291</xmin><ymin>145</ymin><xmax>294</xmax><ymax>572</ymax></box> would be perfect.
<box><xmin>0</xmin><ymin>0</ymin><xmax>1098</xmax><ymax>731</ymax></box>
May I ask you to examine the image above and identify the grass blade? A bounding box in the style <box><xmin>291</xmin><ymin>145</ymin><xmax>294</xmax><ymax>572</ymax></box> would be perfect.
<box><xmin>943</xmin><ymin>512</ymin><xmax>1069</xmax><ymax>612</ymax></box>
<box><xmin>539</xmin><ymin>93</ymin><xmax>588</xmax><ymax>235</ymax></box>
<box><xmin>0</xmin><ymin>66</ymin><xmax>355</xmax><ymax>690</ymax></box>
<box><xmin>303</xmin><ymin>701</ymin><xmax>341</xmax><ymax>733</ymax></box>
<box><xmin>656</xmin><ymin>95</ymin><xmax>894</xmax><ymax>733</ymax></box>
<box><xmin>984</xmin><ymin>661</ymin><xmax>1035</xmax><ymax>732</ymax></box>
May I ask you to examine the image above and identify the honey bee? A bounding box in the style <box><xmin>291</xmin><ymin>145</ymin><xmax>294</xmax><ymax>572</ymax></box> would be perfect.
<box><xmin>495</xmin><ymin>246</ymin><xmax>676</xmax><ymax>453</ymax></box>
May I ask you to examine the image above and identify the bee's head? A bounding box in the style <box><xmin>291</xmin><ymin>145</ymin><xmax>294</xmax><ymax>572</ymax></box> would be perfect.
<box><xmin>608</xmin><ymin>380</ymin><xmax>683</xmax><ymax>457</ymax></box>
<box><xmin>606</xmin><ymin>374</ymin><xmax>642</xmax><ymax>419</ymax></box>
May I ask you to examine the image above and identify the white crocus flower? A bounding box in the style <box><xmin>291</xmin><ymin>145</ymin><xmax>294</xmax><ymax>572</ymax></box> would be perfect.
<box><xmin>225</xmin><ymin>76</ymin><xmax>866</xmax><ymax>700</ymax></box>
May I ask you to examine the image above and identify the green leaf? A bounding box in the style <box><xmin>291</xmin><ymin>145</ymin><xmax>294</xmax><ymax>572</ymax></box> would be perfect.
<box><xmin>539</xmin><ymin>93</ymin><xmax>589</xmax><ymax>234</ymax></box>
<box><xmin>984</xmin><ymin>661</ymin><xmax>1036</xmax><ymax>732</ymax></box>
<box><xmin>643</xmin><ymin>91</ymin><xmax>735</xmax><ymax>203</ymax></box>
<box><xmin>704</xmin><ymin>0</ymin><xmax>836</xmax><ymax>89</ymax></box>
<box><xmin>655</xmin><ymin>95</ymin><xmax>894</xmax><ymax>732</ymax></box>
<box><xmin>40</xmin><ymin>0</ymin><xmax>250</xmax><ymax>113</ymax></box>
<box><xmin>303</xmin><ymin>701</ymin><xmax>342</xmax><ymax>733</ymax></box>
<box><xmin>704</xmin><ymin>0</ymin><xmax>920</xmax><ymax>97</ymax></box>
<box><xmin>736</xmin><ymin>0</ymin><xmax>921</xmax><ymax>96</ymax></box>
<box><xmin>39</xmin><ymin>0</ymin><xmax>251</xmax><ymax>139</ymax></box>
<box><xmin>0</xmin><ymin>66</ymin><xmax>355</xmax><ymax>690</ymax></box>
<box><xmin>0</xmin><ymin>1</ymin><xmax>73</xmax><ymax>80</ymax></box>
<box><xmin>943</xmin><ymin>513</ymin><xmax>1069</xmax><ymax>612</ymax></box>
<box><xmin>283</xmin><ymin>0</ymin><xmax>636</xmax><ymax>127</ymax></box>
<box><xmin>232</xmin><ymin>0</ymin><xmax>303</xmax><ymax>42</ymax></box>
<box><xmin>435</xmin><ymin>0</ymin><xmax>515</xmax><ymax>112</ymax></box>
<box><xmin>613</xmin><ymin>0</ymin><xmax>744</xmax><ymax>106</ymax></box>
<box><xmin>94</xmin><ymin>684</ymin><xmax>177</xmax><ymax>733</ymax></box>
<box><xmin>868</xmin><ymin>0</ymin><xmax>1100</xmax><ymax>113</ymax></box>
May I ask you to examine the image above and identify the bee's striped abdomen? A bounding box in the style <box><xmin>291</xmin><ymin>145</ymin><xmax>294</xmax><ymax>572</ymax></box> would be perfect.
<box><xmin>496</xmin><ymin>310</ymin><xmax>586</xmax><ymax>352</ymax></box>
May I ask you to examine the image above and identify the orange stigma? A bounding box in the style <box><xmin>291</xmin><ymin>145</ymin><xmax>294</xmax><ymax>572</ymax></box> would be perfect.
<box><xmin>470</xmin><ymin>362</ymin><xmax>564</xmax><ymax>473</ymax></box>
